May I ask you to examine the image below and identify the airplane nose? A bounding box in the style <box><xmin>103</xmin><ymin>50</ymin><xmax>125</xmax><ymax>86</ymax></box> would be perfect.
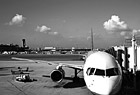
<box><xmin>105</xmin><ymin>83</ymin><xmax>114</xmax><ymax>94</ymax></box>
<box><xmin>97</xmin><ymin>78</ymin><xmax>115</xmax><ymax>95</ymax></box>
<box><xmin>103</xmin><ymin>79</ymin><xmax>115</xmax><ymax>95</ymax></box>
<box><xmin>88</xmin><ymin>78</ymin><xmax>116</xmax><ymax>95</ymax></box>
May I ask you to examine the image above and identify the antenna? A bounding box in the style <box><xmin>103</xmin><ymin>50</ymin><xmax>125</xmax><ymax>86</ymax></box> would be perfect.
<box><xmin>91</xmin><ymin>28</ymin><xmax>94</xmax><ymax>50</ymax></box>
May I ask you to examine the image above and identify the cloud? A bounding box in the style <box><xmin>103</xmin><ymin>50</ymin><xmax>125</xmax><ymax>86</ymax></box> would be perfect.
<box><xmin>35</xmin><ymin>25</ymin><xmax>59</xmax><ymax>35</ymax></box>
<box><xmin>35</xmin><ymin>25</ymin><xmax>51</xmax><ymax>33</ymax></box>
<box><xmin>119</xmin><ymin>29</ymin><xmax>140</xmax><ymax>39</ymax></box>
<box><xmin>104</xmin><ymin>15</ymin><xmax>131</xmax><ymax>33</ymax></box>
<box><xmin>9</xmin><ymin>14</ymin><xmax>26</xmax><ymax>26</ymax></box>
<box><xmin>131</xmin><ymin>29</ymin><xmax>140</xmax><ymax>36</ymax></box>
<box><xmin>49</xmin><ymin>31</ymin><xmax>58</xmax><ymax>35</ymax></box>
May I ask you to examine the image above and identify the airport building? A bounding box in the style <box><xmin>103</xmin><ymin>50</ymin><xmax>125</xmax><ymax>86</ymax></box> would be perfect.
<box><xmin>0</xmin><ymin>39</ymin><xmax>29</xmax><ymax>54</ymax></box>
<box><xmin>0</xmin><ymin>44</ymin><xmax>29</xmax><ymax>54</ymax></box>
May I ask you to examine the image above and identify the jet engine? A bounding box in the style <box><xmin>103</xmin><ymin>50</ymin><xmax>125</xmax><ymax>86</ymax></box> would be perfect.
<box><xmin>50</xmin><ymin>66</ymin><xmax>65</xmax><ymax>83</ymax></box>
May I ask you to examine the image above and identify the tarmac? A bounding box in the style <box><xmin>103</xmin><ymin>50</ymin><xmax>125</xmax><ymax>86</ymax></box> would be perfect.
<box><xmin>0</xmin><ymin>54</ymin><xmax>139</xmax><ymax>95</ymax></box>
<box><xmin>0</xmin><ymin>56</ymin><xmax>93</xmax><ymax>95</ymax></box>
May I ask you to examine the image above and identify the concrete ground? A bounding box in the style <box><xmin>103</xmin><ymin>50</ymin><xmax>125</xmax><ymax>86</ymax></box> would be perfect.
<box><xmin>0</xmin><ymin>54</ymin><xmax>139</xmax><ymax>95</ymax></box>
<box><xmin>0</xmin><ymin>61</ymin><xmax>93</xmax><ymax>95</ymax></box>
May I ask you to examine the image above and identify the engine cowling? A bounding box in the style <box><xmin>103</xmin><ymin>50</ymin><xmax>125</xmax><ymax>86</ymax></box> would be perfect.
<box><xmin>50</xmin><ymin>67</ymin><xmax>65</xmax><ymax>83</ymax></box>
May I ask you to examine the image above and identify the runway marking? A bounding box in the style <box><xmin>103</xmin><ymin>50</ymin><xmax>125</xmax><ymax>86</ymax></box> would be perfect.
<box><xmin>7</xmin><ymin>80</ymin><xmax>28</xmax><ymax>95</ymax></box>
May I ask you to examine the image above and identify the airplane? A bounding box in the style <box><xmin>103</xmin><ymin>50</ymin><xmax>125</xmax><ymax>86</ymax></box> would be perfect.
<box><xmin>11</xmin><ymin>51</ymin><xmax>122</xmax><ymax>95</ymax></box>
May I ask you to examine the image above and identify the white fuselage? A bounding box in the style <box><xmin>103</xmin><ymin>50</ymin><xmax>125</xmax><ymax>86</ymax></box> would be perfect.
<box><xmin>83</xmin><ymin>51</ymin><xmax>122</xmax><ymax>95</ymax></box>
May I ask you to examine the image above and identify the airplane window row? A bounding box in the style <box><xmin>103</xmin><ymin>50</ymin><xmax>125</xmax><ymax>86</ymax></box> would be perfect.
<box><xmin>86</xmin><ymin>67</ymin><xmax>120</xmax><ymax>76</ymax></box>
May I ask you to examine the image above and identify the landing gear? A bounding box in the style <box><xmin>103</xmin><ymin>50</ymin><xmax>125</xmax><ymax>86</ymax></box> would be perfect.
<box><xmin>72</xmin><ymin>69</ymin><xmax>82</xmax><ymax>82</ymax></box>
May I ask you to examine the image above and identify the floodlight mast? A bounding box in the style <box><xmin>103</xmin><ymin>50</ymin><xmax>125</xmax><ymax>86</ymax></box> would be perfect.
<box><xmin>91</xmin><ymin>28</ymin><xmax>94</xmax><ymax>50</ymax></box>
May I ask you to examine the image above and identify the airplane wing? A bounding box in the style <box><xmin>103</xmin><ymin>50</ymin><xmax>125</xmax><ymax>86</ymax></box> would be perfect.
<box><xmin>58</xmin><ymin>63</ymin><xmax>83</xmax><ymax>70</ymax></box>
<box><xmin>11</xmin><ymin>57</ymin><xmax>83</xmax><ymax>70</ymax></box>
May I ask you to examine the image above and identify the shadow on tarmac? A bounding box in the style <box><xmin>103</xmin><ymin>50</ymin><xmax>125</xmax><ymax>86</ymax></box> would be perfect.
<box><xmin>0</xmin><ymin>74</ymin><xmax>11</xmax><ymax>76</ymax></box>
<box><xmin>63</xmin><ymin>78</ymin><xmax>86</xmax><ymax>88</ymax></box>
<box><xmin>0</xmin><ymin>67</ymin><xmax>16</xmax><ymax>76</ymax></box>
<box><xmin>0</xmin><ymin>67</ymin><xmax>15</xmax><ymax>71</ymax></box>
<box><xmin>42</xmin><ymin>75</ymin><xmax>86</xmax><ymax>88</ymax></box>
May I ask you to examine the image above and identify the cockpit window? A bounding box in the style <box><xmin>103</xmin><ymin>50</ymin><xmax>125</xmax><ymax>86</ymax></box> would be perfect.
<box><xmin>89</xmin><ymin>68</ymin><xmax>95</xmax><ymax>75</ymax></box>
<box><xmin>106</xmin><ymin>68</ymin><xmax>120</xmax><ymax>76</ymax></box>
<box><xmin>86</xmin><ymin>67</ymin><xmax>120</xmax><ymax>77</ymax></box>
<box><xmin>86</xmin><ymin>68</ymin><xmax>95</xmax><ymax>75</ymax></box>
<box><xmin>86</xmin><ymin>68</ymin><xmax>91</xmax><ymax>75</ymax></box>
<box><xmin>94</xmin><ymin>69</ymin><xmax>105</xmax><ymax>76</ymax></box>
<box><xmin>87</xmin><ymin>68</ymin><xmax>105</xmax><ymax>76</ymax></box>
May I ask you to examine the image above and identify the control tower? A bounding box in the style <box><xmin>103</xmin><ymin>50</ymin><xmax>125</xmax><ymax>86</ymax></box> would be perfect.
<box><xmin>22</xmin><ymin>39</ymin><xmax>26</xmax><ymax>48</ymax></box>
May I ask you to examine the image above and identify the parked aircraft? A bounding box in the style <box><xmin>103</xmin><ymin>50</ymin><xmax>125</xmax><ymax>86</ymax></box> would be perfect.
<box><xmin>12</xmin><ymin>51</ymin><xmax>122</xmax><ymax>95</ymax></box>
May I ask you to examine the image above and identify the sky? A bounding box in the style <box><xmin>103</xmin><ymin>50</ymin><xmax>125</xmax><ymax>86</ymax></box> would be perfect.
<box><xmin>0</xmin><ymin>0</ymin><xmax>140</xmax><ymax>49</ymax></box>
